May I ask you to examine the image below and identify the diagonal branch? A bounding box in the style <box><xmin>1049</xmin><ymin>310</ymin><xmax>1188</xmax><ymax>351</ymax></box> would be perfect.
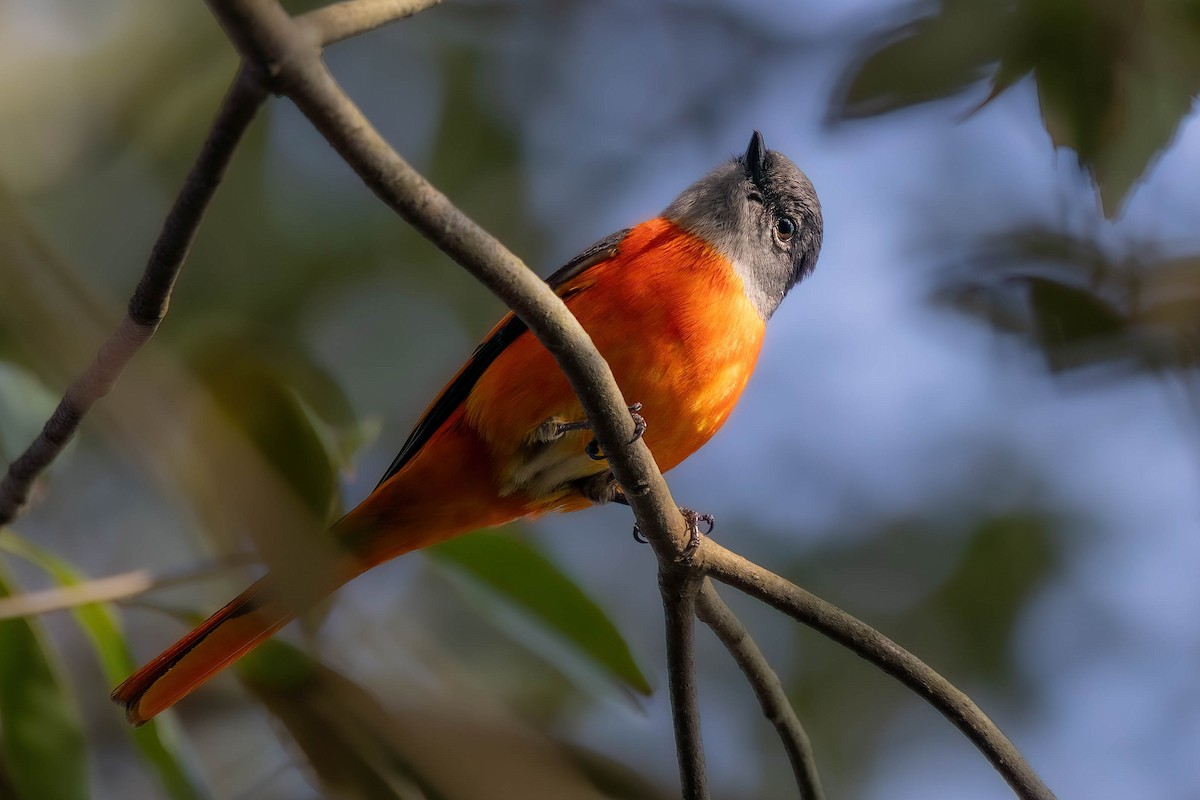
<box><xmin>0</xmin><ymin>69</ymin><xmax>266</xmax><ymax>527</ymax></box>
<box><xmin>699</xmin><ymin>539</ymin><xmax>1056</xmax><ymax>800</ymax></box>
<box><xmin>695</xmin><ymin>580</ymin><xmax>826</xmax><ymax>800</ymax></box>
<box><xmin>202</xmin><ymin>0</ymin><xmax>694</xmax><ymax>563</ymax></box>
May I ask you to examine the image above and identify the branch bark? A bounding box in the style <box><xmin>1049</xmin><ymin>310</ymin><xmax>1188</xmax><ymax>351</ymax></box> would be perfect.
<box><xmin>699</xmin><ymin>540</ymin><xmax>1055</xmax><ymax>800</ymax></box>
<box><xmin>202</xmin><ymin>0</ymin><xmax>694</xmax><ymax>563</ymax></box>
<box><xmin>0</xmin><ymin>69</ymin><xmax>266</xmax><ymax>526</ymax></box>
<box><xmin>300</xmin><ymin>0</ymin><xmax>446</xmax><ymax>46</ymax></box>
<box><xmin>662</xmin><ymin>571</ymin><xmax>708</xmax><ymax>799</ymax></box>
<box><xmin>696</xmin><ymin>581</ymin><xmax>826</xmax><ymax>800</ymax></box>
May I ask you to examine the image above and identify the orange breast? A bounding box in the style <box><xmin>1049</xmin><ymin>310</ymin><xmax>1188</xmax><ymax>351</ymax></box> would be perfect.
<box><xmin>466</xmin><ymin>218</ymin><xmax>766</xmax><ymax>503</ymax></box>
<box><xmin>345</xmin><ymin>218</ymin><xmax>767</xmax><ymax>564</ymax></box>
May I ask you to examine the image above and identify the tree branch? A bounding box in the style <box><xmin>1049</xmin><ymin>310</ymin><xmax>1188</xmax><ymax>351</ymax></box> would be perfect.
<box><xmin>0</xmin><ymin>70</ymin><xmax>266</xmax><ymax>527</ymax></box>
<box><xmin>0</xmin><ymin>559</ymin><xmax>244</xmax><ymax>620</ymax></box>
<box><xmin>662</xmin><ymin>570</ymin><xmax>708</xmax><ymax>799</ymax></box>
<box><xmin>695</xmin><ymin>580</ymin><xmax>826</xmax><ymax>800</ymax></box>
<box><xmin>698</xmin><ymin>540</ymin><xmax>1056</xmax><ymax>800</ymax></box>
<box><xmin>300</xmin><ymin>0</ymin><xmax>446</xmax><ymax>46</ymax></box>
<box><xmin>202</xmin><ymin>0</ymin><xmax>694</xmax><ymax>564</ymax></box>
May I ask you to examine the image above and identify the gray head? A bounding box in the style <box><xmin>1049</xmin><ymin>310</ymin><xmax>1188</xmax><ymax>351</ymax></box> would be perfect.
<box><xmin>663</xmin><ymin>132</ymin><xmax>822</xmax><ymax>319</ymax></box>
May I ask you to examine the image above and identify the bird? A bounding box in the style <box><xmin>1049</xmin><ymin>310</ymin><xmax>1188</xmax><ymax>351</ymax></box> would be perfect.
<box><xmin>112</xmin><ymin>131</ymin><xmax>823</xmax><ymax>726</ymax></box>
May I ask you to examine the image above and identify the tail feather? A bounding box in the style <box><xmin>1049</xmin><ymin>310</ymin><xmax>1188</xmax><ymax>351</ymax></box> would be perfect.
<box><xmin>112</xmin><ymin>577</ymin><xmax>296</xmax><ymax>726</ymax></box>
<box><xmin>112</xmin><ymin>423</ymin><xmax>501</xmax><ymax>726</ymax></box>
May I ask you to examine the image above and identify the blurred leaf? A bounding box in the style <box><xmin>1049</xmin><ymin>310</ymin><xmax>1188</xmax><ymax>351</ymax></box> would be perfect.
<box><xmin>240</xmin><ymin>639</ymin><xmax>619</xmax><ymax>800</ymax></box>
<box><xmin>830</xmin><ymin>0</ymin><xmax>1008</xmax><ymax>120</ymax></box>
<box><xmin>240</xmin><ymin>641</ymin><xmax>442</xmax><ymax>800</ymax></box>
<box><xmin>0</xmin><ymin>558</ymin><xmax>88</xmax><ymax>800</ymax></box>
<box><xmin>780</xmin><ymin>490</ymin><xmax>1063</xmax><ymax>793</ymax></box>
<box><xmin>106</xmin><ymin>20</ymin><xmax>236</xmax><ymax>170</ymax></box>
<box><xmin>423</xmin><ymin>47</ymin><xmax>545</xmax><ymax>325</ymax></box>
<box><xmin>996</xmin><ymin>0</ymin><xmax>1200</xmax><ymax>215</ymax></box>
<box><xmin>831</xmin><ymin>0</ymin><xmax>1200</xmax><ymax>214</ymax></box>
<box><xmin>0</xmin><ymin>361</ymin><xmax>59</xmax><ymax>463</ymax></box>
<box><xmin>0</xmin><ymin>532</ymin><xmax>209</xmax><ymax>800</ymax></box>
<box><xmin>428</xmin><ymin>530</ymin><xmax>653</xmax><ymax>696</ymax></box>
<box><xmin>1026</xmin><ymin>277</ymin><xmax>1128</xmax><ymax>371</ymax></box>
<box><xmin>0</xmin><ymin>185</ymin><xmax>116</xmax><ymax>386</ymax></box>
<box><xmin>923</xmin><ymin>513</ymin><xmax>1058</xmax><ymax>680</ymax></box>
<box><xmin>939</xmin><ymin>225</ymin><xmax>1200</xmax><ymax>375</ymax></box>
<box><xmin>557</xmin><ymin>742</ymin><xmax>676</xmax><ymax>800</ymax></box>
<box><xmin>0</xmin><ymin>757</ymin><xmax>15</xmax><ymax>797</ymax></box>
<box><xmin>188</xmin><ymin>334</ymin><xmax>350</xmax><ymax>520</ymax></box>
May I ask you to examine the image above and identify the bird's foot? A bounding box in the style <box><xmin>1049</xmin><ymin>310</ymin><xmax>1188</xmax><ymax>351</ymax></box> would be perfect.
<box><xmin>582</xmin><ymin>403</ymin><xmax>646</xmax><ymax>461</ymax></box>
<box><xmin>535</xmin><ymin>403</ymin><xmax>646</xmax><ymax>459</ymax></box>
<box><xmin>633</xmin><ymin>506</ymin><xmax>715</xmax><ymax>559</ymax></box>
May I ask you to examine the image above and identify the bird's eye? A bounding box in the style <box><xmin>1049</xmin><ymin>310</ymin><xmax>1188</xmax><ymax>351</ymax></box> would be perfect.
<box><xmin>775</xmin><ymin>216</ymin><xmax>796</xmax><ymax>242</ymax></box>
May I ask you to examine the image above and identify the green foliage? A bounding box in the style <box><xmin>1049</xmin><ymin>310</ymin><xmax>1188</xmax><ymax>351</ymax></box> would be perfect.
<box><xmin>0</xmin><ymin>560</ymin><xmax>88</xmax><ymax>800</ymax></box>
<box><xmin>187</xmin><ymin>333</ymin><xmax>367</xmax><ymax>521</ymax></box>
<box><xmin>832</xmin><ymin>0</ymin><xmax>1200</xmax><ymax>215</ymax></box>
<box><xmin>239</xmin><ymin>638</ymin><xmax>657</xmax><ymax>800</ymax></box>
<box><xmin>239</xmin><ymin>640</ymin><xmax>451</xmax><ymax>800</ymax></box>
<box><xmin>775</xmin><ymin>506</ymin><xmax>1060</xmax><ymax>793</ymax></box>
<box><xmin>429</xmin><ymin>529</ymin><xmax>653</xmax><ymax>696</ymax></box>
<box><xmin>939</xmin><ymin>226</ymin><xmax>1200</xmax><ymax>375</ymax></box>
<box><xmin>833</xmin><ymin>0</ymin><xmax>1008</xmax><ymax>120</ymax></box>
<box><xmin>0</xmin><ymin>532</ymin><xmax>209</xmax><ymax>800</ymax></box>
<box><xmin>923</xmin><ymin>513</ymin><xmax>1059</xmax><ymax>679</ymax></box>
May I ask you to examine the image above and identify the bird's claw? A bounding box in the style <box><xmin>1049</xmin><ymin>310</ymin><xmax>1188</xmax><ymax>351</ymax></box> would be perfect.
<box><xmin>627</xmin><ymin>402</ymin><xmax>647</xmax><ymax>441</ymax></box>
<box><xmin>631</xmin><ymin>505</ymin><xmax>715</xmax><ymax>558</ymax></box>
<box><xmin>679</xmin><ymin>506</ymin><xmax>715</xmax><ymax>558</ymax></box>
<box><xmin>585</xmin><ymin>403</ymin><xmax>647</xmax><ymax>461</ymax></box>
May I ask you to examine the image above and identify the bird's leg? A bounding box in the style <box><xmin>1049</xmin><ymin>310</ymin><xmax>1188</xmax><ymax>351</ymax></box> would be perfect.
<box><xmin>531</xmin><ymin>403</ymin><xmax>647</xmax><ymax>458</ymax></box>
<box><xmin>632</xmin><ymin>506</ymin><xmax>715</xmax><ymax>558</ymax></box>
<box><xmin>581</xmin><ymin>475</ymin><xmax>715</xmax><ymax>558</ymax></box>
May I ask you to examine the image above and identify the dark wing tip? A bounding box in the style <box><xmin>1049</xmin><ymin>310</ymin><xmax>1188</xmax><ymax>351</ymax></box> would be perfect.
<box><xmin>746</xmin><ymin>130</ymin><xmax>767</xmax><ymax>184</ymax></box>
<box><xmin>110</xmin><ymin>684</ymin><xmax>147</xmax><ymax>727</ymax></box>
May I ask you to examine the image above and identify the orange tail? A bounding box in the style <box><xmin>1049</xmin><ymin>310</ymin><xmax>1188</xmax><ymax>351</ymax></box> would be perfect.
<box><xmin>112</xmin><ymin>577</ymin><xmax>304</xmax><ymax>726</ymax></box>
<box><xmin>113</xmin><ymin>413</ymin><xmax>525</xmax><ymax>725</ymax></box>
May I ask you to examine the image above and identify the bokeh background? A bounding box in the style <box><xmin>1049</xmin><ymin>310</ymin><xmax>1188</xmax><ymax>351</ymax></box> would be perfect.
<box><xmin>2</xmin><ymin>0</ymin><xmax>1200</xmax><ymax>798</ymax></box>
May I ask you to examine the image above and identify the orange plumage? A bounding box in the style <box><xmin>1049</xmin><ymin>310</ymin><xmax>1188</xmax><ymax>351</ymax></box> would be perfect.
<box><xmin>112</xmin><ymin>218</ymin><xmax>766</xmax><ymax>725</ymax></box>
<box><xmin>114</xmin><ymin>130</ymin><xmax>825</xmax><ymax>725</ymax></box>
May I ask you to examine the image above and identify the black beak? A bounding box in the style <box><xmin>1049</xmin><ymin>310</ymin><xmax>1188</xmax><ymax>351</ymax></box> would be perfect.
<box><xmin>746</xmin><ymin>130</ymin><xmax>767</xmax><ymax>185</ymax></box>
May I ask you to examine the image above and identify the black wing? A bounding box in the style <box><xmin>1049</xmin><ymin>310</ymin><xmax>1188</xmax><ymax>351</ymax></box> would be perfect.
<box><xmin>374</xmin><ymin>229</ymin><xmax>630</xmax><ymax>488</ymax></box>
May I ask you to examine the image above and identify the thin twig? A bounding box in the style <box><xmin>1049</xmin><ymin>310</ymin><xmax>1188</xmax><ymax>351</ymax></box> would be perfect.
<box><xmin>662</xmin><ymin>570</ymin><xmax>708</xmax><ymax>799</ymax></box>
<box><xmin>0</xmin><ymin>69</ymin><xmax>267</xmax><ymax>526</ymax></box>
<box><xmin>300</xmin><ymin>0</ymin><xmax>446</xmax><ymax>46</ymax></box>
<box><xmin>203</xmin><ymin>0</ymin><xmax>693</xmax><ymax>563</ymax></box>
<box><xmin>0</xmin><ymin>559</ymin><xmax>244</xmax><ymax>620</ymax></box>
<box><xmin>695</xmin><ymin>580</ymin><xmax>825</xmax><ymax>800</ymax></box>
<box><xmin>699</xmin><ymin>540</ymin><xmax>1056</xmax><ymax>800</ymax></box>
<box><xmin>199</xmin><ymin>12</ymin><xmax>710</xmax><ymax>799</ymax></box>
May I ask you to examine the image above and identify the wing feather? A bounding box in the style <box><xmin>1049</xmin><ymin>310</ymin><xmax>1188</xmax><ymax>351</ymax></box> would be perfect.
<box><xmin>374</xmin><ymin>229</ymin><xmax>629</xmax><ymax>488</ymax></box>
